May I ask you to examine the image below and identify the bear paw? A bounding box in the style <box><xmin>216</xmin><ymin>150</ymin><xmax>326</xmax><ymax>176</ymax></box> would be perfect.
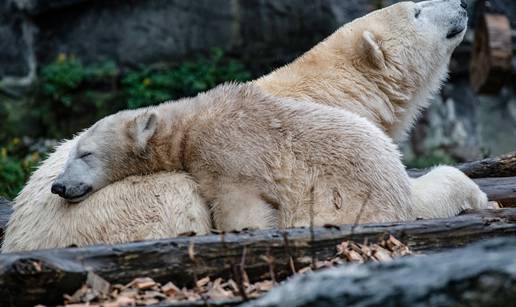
<box><xmin>430</xmin><ymin>165</ymin><xmax>489</xmax><ymax>210</ymax></box>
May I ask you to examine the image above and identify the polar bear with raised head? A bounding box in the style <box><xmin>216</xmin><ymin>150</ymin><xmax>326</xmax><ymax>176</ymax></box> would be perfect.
<box><xmin>49</xmin><ymin>80</ymin><xmax>485</xmax><ymax>233</ymax></box>
<box><xmin>3</xmin><ymin>0</ymin><xmax>486</xmax><ymax>252</ymax></box>
<box><xmin>257</xmin><ymin>0</ymin><xmax>470</xmax><ymax>141</ymax></box>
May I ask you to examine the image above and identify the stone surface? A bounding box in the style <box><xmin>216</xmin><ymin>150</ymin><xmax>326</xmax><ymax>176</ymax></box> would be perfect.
<box><xmin>11</xmin><ymin>0</ymin><xmax>87</xmax><ymax>15</ymax></box>
<box><xmin>0</xmin><ymin>0</ymin><xmax>515</xmax><ymax>161</ymax></box>
<box><xmin>27</xmin><ymin>0</ymin><xmax>377</xmax><ymax>73</ymax></box>
<box><xmin>0</xmin><ymin>0</ymin><xmax>513</xmax><ymax>76</ymax></box>
<box><xmin>33</xmin><ymin>0</ymin><xmax>237</xmax><ymax>67</ymax></box>
<box><xmin>0</xmin><ymin>8</ymin><xmax>30</xmax><ymax>78</ymax></box>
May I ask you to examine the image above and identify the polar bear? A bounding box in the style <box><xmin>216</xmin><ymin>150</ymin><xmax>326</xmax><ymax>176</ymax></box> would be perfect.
<box><xmin>50</xmin><ymin>81</ymin><xmax>486</xmax><ymax>231</ymax></box>
<box><xmin>256</xmin><ymin>0</ymin><xmax>469</xmax><ymax>141</ymax></box>
<box><xmin>3</xmin><ymin>0</ymin><xmax>486</xmax><ymax>251</ymax></box>
<box><xmin>1</xmin><ymin>138</ymin><xmax>211</xmax><ymax>252</ymax></box>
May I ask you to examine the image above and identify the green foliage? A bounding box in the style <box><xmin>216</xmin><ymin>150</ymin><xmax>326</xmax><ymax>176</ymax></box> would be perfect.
<box><xmin>34</xmin><ymin>54</ymin><xmax>121</xmax><ymax>138</ymax></box>
<box><xmin>0</xmin><ymin>49</ymin><xmax>252</xmax><ymax>195</ymax></box>
<box><xmin>28</xmin><ymin>48</ymin><xmax>251</xmax><ymax>138</ymax></box>
<box><xmin>0</xmin><ymin>138</ymin><xmax>44</xmax><ymax>199</ymax></box>
<box><xmin>404</xmin><ymin>148</ymin><xmax>457</xmax><ymax>169</ymax></box>
<box><xmin>122</xmin><ymin>49</ymin><xmax>252</xmax><ymax>108</ymax></box>
<box><xmin>40</xmin><ymin>54</ymin><xmax>118</xmax><ymax>107</ymax></box>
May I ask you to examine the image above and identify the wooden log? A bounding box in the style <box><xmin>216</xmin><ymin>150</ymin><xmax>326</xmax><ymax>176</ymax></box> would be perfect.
<box><xmin>244</xmin><ymin>237</ymin><xmax>516</xmax><ymax>307</ymax></box>
<box><xmin>0</xmin><ymin>208</ymin><xmax>515</xmax><ymax>306</ymax></box>
<box><xmin>0</xmin><ymin>198</ymin><xmax>11</xmax><ymax>243</ymax></box>
<box><xmin>474</xmin><ymin>177</ymin><xmax>516</xmax><ymax>207</ymax></box>
<box><xmin>407</xmin><ymin>151</ymin><xmax>516</xmax><ymax>178</ymax></box>
<box><xmin>470</xmin><ymin>0</ymin><xmax>513</xmax><ymax>94</ymax></box>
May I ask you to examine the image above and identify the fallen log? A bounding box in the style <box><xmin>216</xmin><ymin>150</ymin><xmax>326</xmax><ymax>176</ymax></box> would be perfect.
<box><xmin>244</xmin><ymin>237</ymin><xmax>516</xmax><ymax>307</ymax></box>
<box><xmin>470</xmin><ymin>0</ymin><xmax>513</xmax><ymax>94</ymax></box>
<box><xmin>1</xmin><ymin>208</ymin><xmax>516</xmax><ymax>306</ymax></box>
<box><xmin>474</xmin><ymin>177</ymin><xmax>516</xmax><ymax>207</ymax></box>
<box><xmin>0</xmin><ymin>198</ymin><xmax>11</xmax><ymax>243</ymax></box>
<box><xmin>407</xmin><ymin>151</ymin><xmax>516</xmax><ymax>178</ymax></box>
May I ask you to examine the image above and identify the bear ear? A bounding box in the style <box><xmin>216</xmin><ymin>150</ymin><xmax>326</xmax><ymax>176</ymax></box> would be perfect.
<box><xmin>361</xmin><ymin>31</ymin><xmax>385</xmax><ymax>69</ymax></box>
<box><xmin>129</xmin><ymin>111</ymin><xmax>158</xmax><ymax>153</ymax></box>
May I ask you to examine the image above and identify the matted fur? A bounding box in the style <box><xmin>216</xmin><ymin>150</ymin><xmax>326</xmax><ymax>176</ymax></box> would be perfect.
<box><xmin>2</xmin><ymin>139</ymin><xmax>210</xmax><ymax>252</ymax></box>
<box><xmin>3</xmin><ymin>0</ymin><xmax>487</xmax><ymax>252</ymax></box>
<box><xmin>53</xmin><ymin>82</ymin><xmax>487</xmax><ymax>232</ymax></box>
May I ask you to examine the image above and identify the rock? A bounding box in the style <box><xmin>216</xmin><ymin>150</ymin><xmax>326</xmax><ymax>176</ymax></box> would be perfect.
<box><xmin>0</xmin><ymin>198</ymin><xmax>12</xmax><ymax>243</ymax></box>
<box><xmin>476</xmin><ymin>90</ymin><xmax>516</xmax><ymax>155</ymax></box>
<box><xmin>0</xmin><ymin>0</ymin><xmax>379</xmax><ymax>79</ymax></box>
<box><xmin>0</xmin><ymin>12</ymin><xmax>32</xmax><ymax>79</ymax></box>
<box><xmin>403</xmin><ymin>80</ymin><xmax>516</xmax><ymax>164</ymax></box>
<box><xmin>0</xmin><ymin>0</ymin><xmax>515</xmax><ymax>162</ymax></box>
<box><xmin>11</xmin><ymin>0</ymin><xmax>88</xmax><ymax>15</ymax></box>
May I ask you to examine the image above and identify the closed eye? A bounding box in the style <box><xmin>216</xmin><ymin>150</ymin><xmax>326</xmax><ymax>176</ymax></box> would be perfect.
<box><xmin>79</xmin><ymin>152</ymin><xmax>92</xmax><ymax>159</ymax></box>
<box><xmin>415</xmin><ymin>8</ymin><xmax>421</xmax><ymax>18</ymax></box>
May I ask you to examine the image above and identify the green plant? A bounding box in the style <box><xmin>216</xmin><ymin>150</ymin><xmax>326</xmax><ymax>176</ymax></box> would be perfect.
<box><xmin>40</xmin><ymin>54</ymin><xmax>118</xmax><ymax>107</ymax></box>
<box><xmin>0</xmin><ymin>138</ymin><xmax>44</xmax><ymax>199</ymax></box>
<box><xmin>27</xmin><ymin>49</ymin><xmax>252</xmax><ymax>139</ymax></box>
<box><xmin>0</xmin><ymin>50</ymin><xmax>253</xmax><ymax>196</ymax></box>
<box><xmin>122</xmin><ymin>48</ymin><xmax>252</xmax><ymax>109</ymax></box>
<box><xmin>34</xmin><ymin>54</ymin><xmax>122</xmax><ymax>138</ymax></box>
<box><xmin>404</xmin><ymin>148</ymin><xmax>457</xmax><ymax>169</ymax></box>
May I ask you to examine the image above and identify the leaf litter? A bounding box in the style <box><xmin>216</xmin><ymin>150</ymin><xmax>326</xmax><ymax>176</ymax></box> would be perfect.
<box><xmin>57</xmin><ymin>235</ymin><xmax>412</xmax><ymax>306</ymax></box>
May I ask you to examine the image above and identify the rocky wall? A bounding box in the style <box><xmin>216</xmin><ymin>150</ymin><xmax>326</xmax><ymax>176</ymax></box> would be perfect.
<box><xmin>0</xmin><ymin>0</ymin><xmax>515</xmax><ymax>161</ymax></box>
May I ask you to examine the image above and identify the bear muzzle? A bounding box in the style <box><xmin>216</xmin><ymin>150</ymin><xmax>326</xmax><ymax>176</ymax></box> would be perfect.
<box><xmin>51</xmin><ymin>180</ymin><xmax>93</xmax><ymax>203</ymax></box>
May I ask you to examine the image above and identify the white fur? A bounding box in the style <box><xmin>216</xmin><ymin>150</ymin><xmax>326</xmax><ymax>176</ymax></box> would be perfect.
<box><xmin>2</xmin><ymin>139</ymin><xmax>211</xmax><ymax>252</ymax></box>
<box><xmin>55</xmin><ymin>83</ymin><xmax>487</xmax><ymax>232</ymax></box>
<box><xmin>3</xmin><ymin>0</ymin><xmax>487</xmax><ymax>251</ymax></box>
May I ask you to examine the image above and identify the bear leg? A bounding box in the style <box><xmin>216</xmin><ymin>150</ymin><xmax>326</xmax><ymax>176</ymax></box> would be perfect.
<box><xmin>210</xmin><ymin>184</ymin><xmax>278</xmax><ymax>231</ymax></box>
<box><xmin>409</xmin><ymin>166</ymin><xmax>489</xmax><ymax>219</ymax></box>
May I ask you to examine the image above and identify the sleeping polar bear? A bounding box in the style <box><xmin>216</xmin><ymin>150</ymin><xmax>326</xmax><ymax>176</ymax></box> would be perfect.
<box><xmin>2</xmin><ymin>0</ymin><xmax>486</xmax><ymax>252</ymax></box>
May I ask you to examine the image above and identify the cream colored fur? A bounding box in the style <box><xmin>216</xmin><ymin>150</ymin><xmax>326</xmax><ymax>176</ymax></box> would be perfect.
<box><xmin>56</xmin><ymin>84</ymin><xmax>415</xmax><ymax>230</ymax></box>
<box><xmin>53</xmin><ymin>83</ymin><xmax>487</xmax><ymax>232</ymax></box>
<box><xmin>256</xmin><ymin>2</ymin><xmax>456</xmax><ymax>141</ymax></box>
<box><xmin>2</xmin><ymin>139</ymin><xmax>210</xmax><ymax>252</ymax></box>
<box><xmin>3</xmin><ymin>0</ymin><xmax>487</xmax><ymax>252</ymax></box>
<box><xmin>254</xmin><ymin>0</ymin><xmax>487</xmax><ymax>223</ymax></box>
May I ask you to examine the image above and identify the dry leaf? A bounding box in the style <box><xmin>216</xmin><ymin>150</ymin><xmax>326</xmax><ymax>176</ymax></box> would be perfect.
<box><xmin>345</xmin><ymin>249</ymin><xmax>364</xmax><ymax>262</ymax></box>
<box><xmin>188</xmin><ymin>242</ymin><xmax>196</xmax><ymax>261</ymax></box>
<box><xmin>208</xmin><ymin>283</ymin><xmax>233</xmax><ymax>300</ymax></box>
<box><xmin>86</xmin><ymin>271</ymin><xmax>111</xmax><ymax>297</ymax></box>
<box><xmin>372</xmin><ymin>246</ymin><xmax>392</xmax><ymax>262</ymax></box>
<box><xmin>132</xmin><ymin>277</ymin><xmax>157</xmax><ymax>290</ymax></box>
<box><xmin>161</xmin><ymin>282</ymin><xmax>181</xmax><ymax>297</ymax></box>
<box><xmin>58</xmin><ymin>235</ymin><xmax>412</xmax><ymax>306</ymax></box>
<box><xmin>64</xmin><ymin>285</ymin><xmax>89</xmax><ymax>304</ymax></box>
<box><xmin>196</xmin><ymin>276</ymin><xmax>210</xmax><ymax>288</ymax></box>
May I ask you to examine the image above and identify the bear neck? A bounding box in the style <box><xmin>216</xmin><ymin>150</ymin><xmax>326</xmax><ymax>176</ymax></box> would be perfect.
<box><xmin>146</xmin><ymin>101</ymin><xmax>196</xmax><ymax>173</ymax></box>
<box><xmin>254</xmin><ymin>29</ymin><xmax>445</xmax><ymax>143</ymax></box>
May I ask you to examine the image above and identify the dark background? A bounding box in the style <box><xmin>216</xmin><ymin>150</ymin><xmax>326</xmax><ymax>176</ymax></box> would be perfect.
<box><xmin>0</xmin><ymin>0</ymin><xmax>515</xmax><ymax>198</ymax></box>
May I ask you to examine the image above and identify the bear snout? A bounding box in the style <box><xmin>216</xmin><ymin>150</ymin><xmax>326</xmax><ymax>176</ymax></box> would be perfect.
<box><xmin>51</xmin><ymin>182</ymin><xmax>66</xmax><ymax>197</ymax></box>
<box><xmin>51</xmin><ymin>180</ymin><xmax>93</xmax><ymax>202</ymax></box>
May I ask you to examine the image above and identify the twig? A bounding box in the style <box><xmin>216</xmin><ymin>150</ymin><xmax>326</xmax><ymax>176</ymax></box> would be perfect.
<box><xmin>309</xmin><ymin>185</ymin><xmax>316</xmax><ymax>270</ymax></box>
<box><xmin>188</xmin><ymin>241</ymin><xmax>201</xmax><ymax>293</ymax></box>
<box><xmin>263</xmin><ymin>248</ymin><xmax>277</xmax><ymax>284</ymax></box>
<box><xmin>350</xmin><ymin>189</ymin><xmax>372</xmax><ymax>235</ymax></box>
<box><xmin>282</xmin><ymin>232</ymin><xmax>297</xmax><ymax>274</ymax></box>
<box><xmin>232</xmin><ymin>246</ymin><xmax>249</xmax><ymax>301</ymax></box>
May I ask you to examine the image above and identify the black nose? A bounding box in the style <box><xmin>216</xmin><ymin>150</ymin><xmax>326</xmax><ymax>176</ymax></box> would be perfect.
<box><xmin>51</xmin><ymin>182</ymin><xmax>66</xmax><ymax>197</ymax></box>
<box><xmin>460</xmin><ymin>0</ymin><xmax>467</xmax><ymax>9</ymax></box>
